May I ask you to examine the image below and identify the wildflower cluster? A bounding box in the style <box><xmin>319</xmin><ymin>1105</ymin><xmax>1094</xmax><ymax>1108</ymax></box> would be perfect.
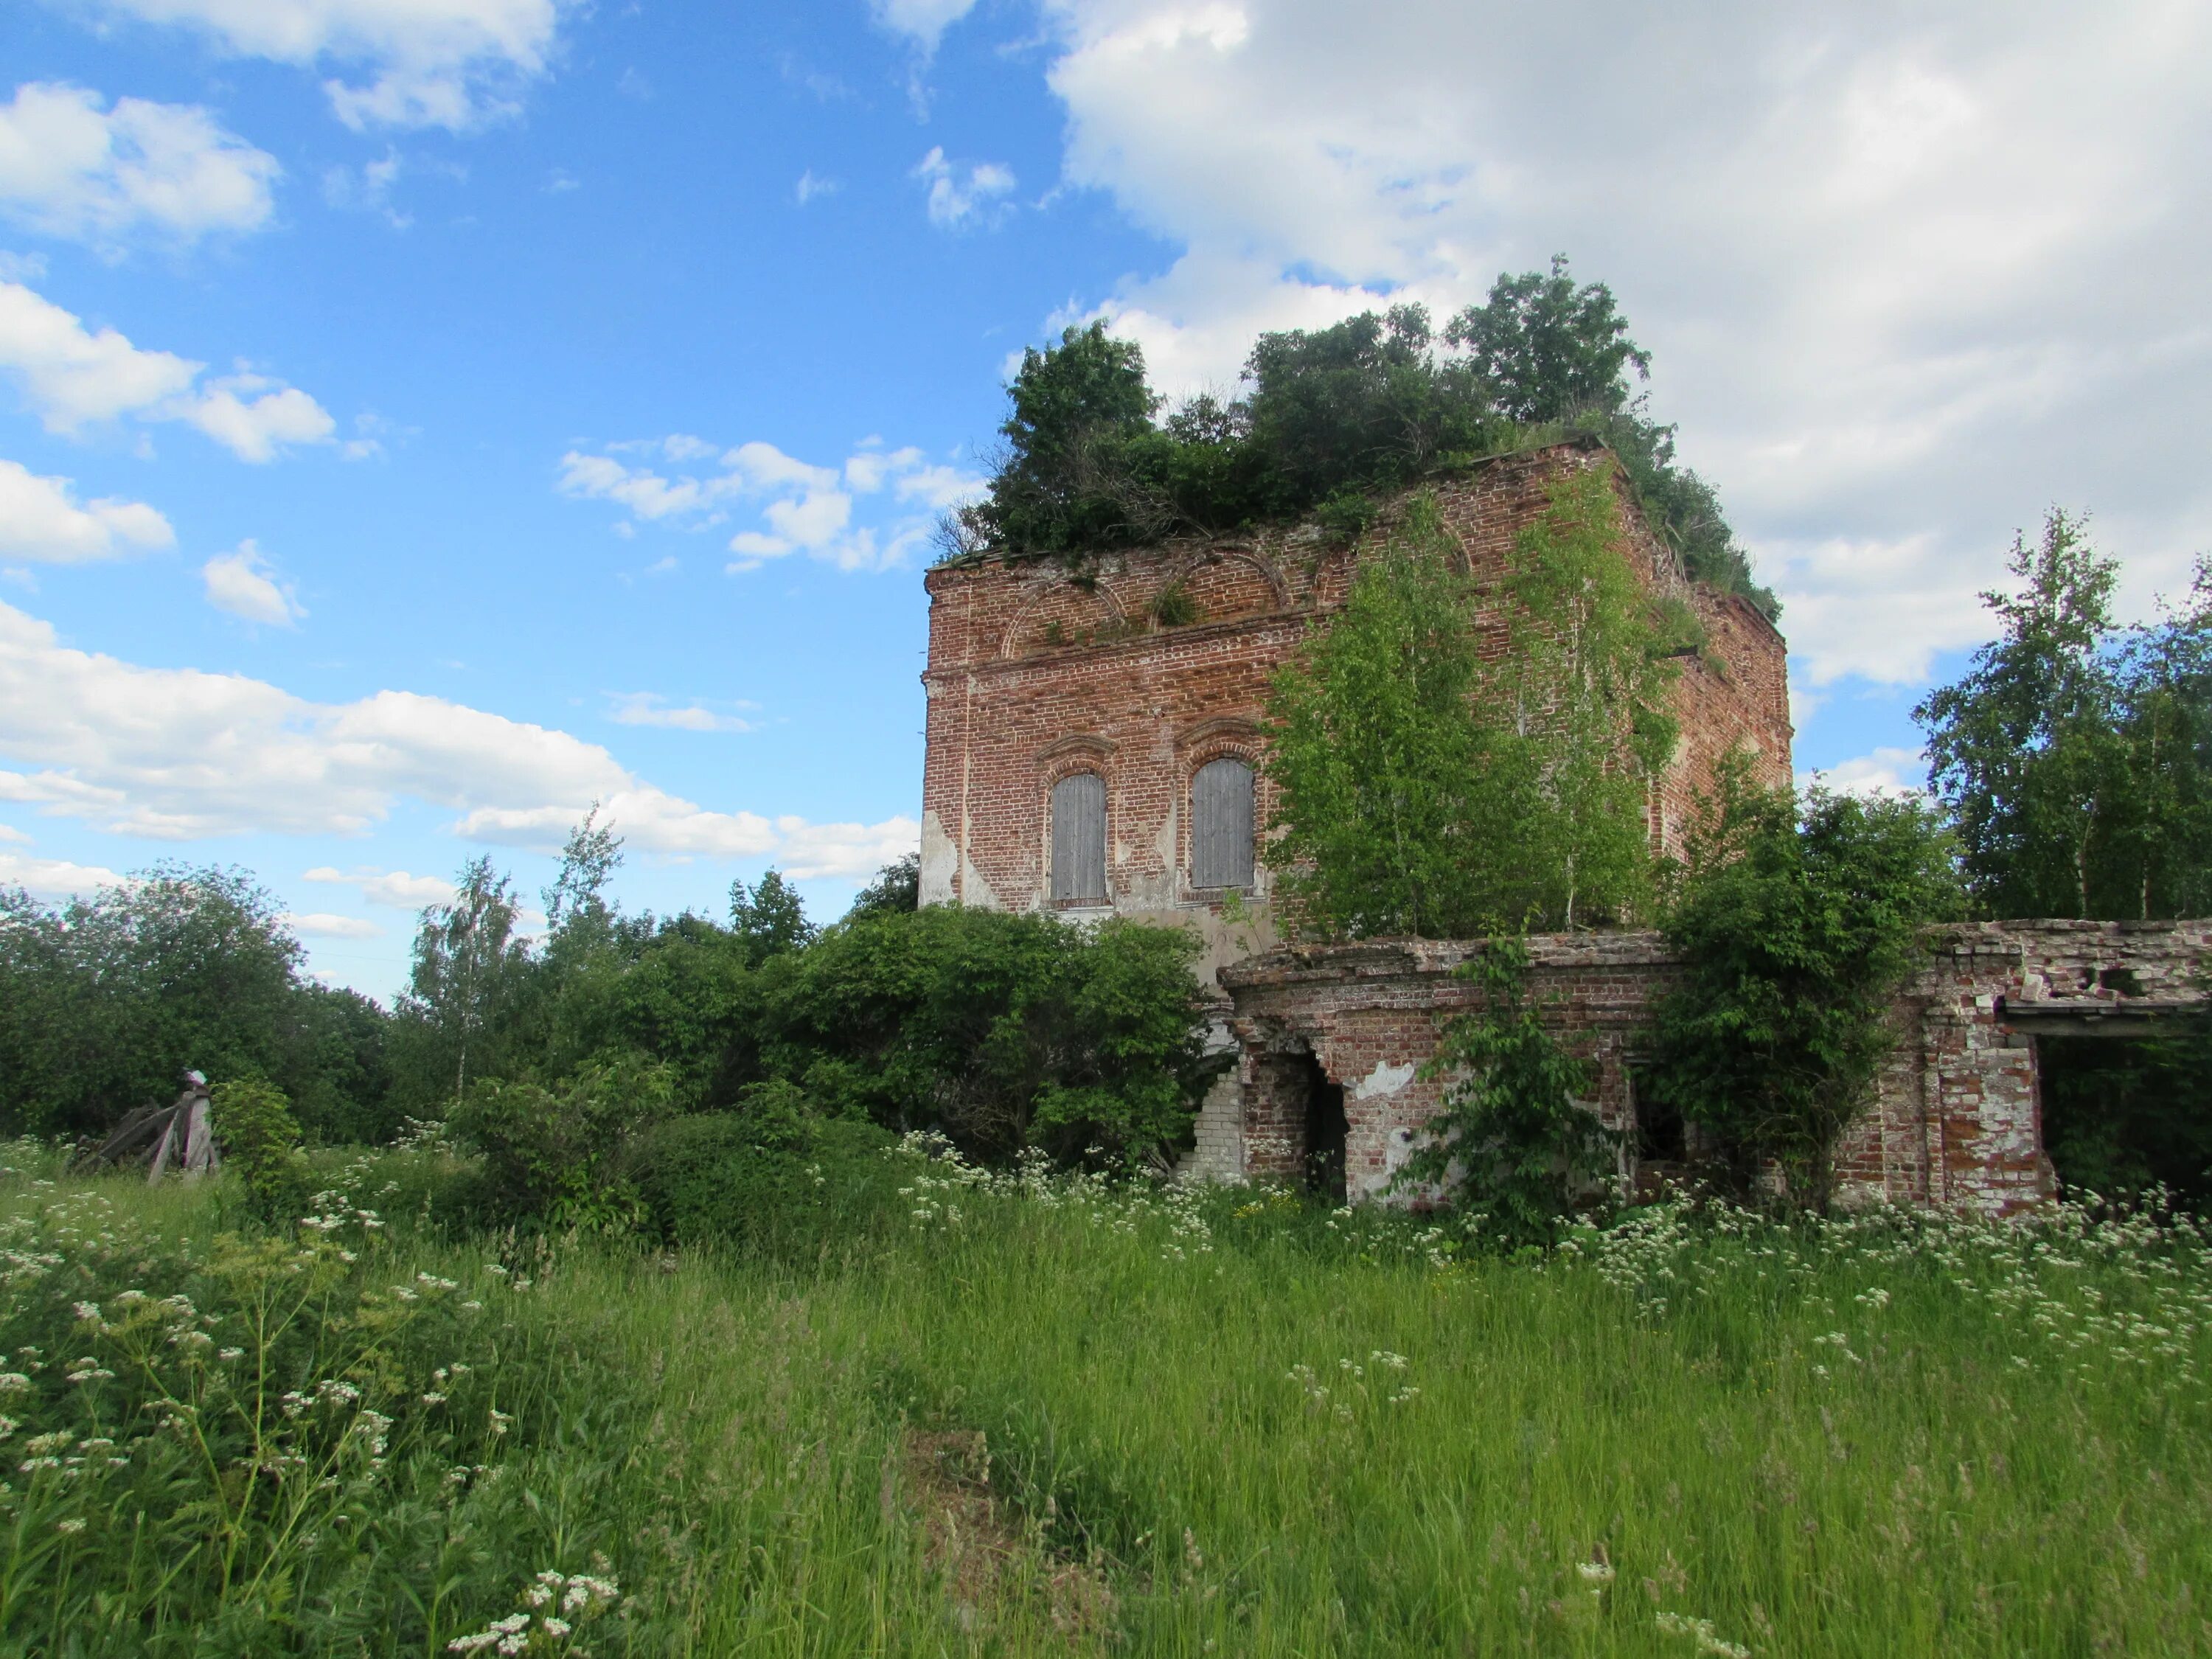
<box><xmin>447</xmin><ymin>1566</ymin><xmax>622</xmax><ymax>1655</ymax></box>
<box><xmin>1286</xmin><ymin>1349</ymin><xmax>1419</xmax><ymax>1422</ymax></box>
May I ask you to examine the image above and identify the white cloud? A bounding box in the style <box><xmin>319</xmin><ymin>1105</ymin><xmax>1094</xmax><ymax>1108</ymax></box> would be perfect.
<box><xmin>914</xmin><ymin>147</ymin><xmax>1016</xmax><ymax>229</ymax></box>
<box><xmin>1023</xmin><ymin>0</ymin><xmax>2212</xmax><ymax>685</ymax></box>
<box><xmin>201</xmin><ymin>540</ymin><xmax>305</xmax><ymax>626</ymax></box>
<box><xmin>773</xmin><ymin>813</ymin><xmax>922</xmax><ymax>881</ymax></box>
<box><xmin>606</xmin><ymin>692</ymin><xmax>754</xmax><ymax>733</ymax></box>
<box><xmin>83</xmin><ymin>0</ymin><xmax>568</xmax><ymax>131</ymax></box>
<box><xmin>285</xmin><ymin>910</ymin><xmax>381</xmax><ymax>939</ymax></box>
<box><xmin>795</xmin><ymin>169</ymin><xmax>837</xmax><ymax>206</ymax></box>
<box><xmin>0</xmin><ymin>279</ymin><xmax>338</xmax><ymax>460</ymax></box>
<box><xmin>321</xmin><ymin>148</ymin><xmax>408</xmax><ymax>225</ymax></box>
<box><xmin>1801</xmin><ymin>746</ymin><xmax>1929</xmax><ymax>800</ymax></box>
<box><xmin>870</xmin><ymin>0</ymin><xmax>980</xmax><ymax>52</ymax></box>
<box><xmin>304</xmin><ymin>864</ymin><xmax>456</xmax><ymax>908</ymax></box>
<box><xmin>0</xmin><ymin>459</ymin><xmax>173</xmax><ymax>563</ymax></box>
<box><xmin>0</xmin><ymin>848</ymin><xmax>128</xmax><ymax>897</ymax></box>
<box><xmin>558</xmin><ymin>434</ymin><xmax>983</xmax><ymax>574</ymax></box>
<box><xmin>0</xmin><ymin>82</ymin><xmax>279</xmax><ymax>249</ymax></box>
<box><xmin>0</xmin><ymin>597</ymin><xmax>888</xmax><ymax>868</ymax></box>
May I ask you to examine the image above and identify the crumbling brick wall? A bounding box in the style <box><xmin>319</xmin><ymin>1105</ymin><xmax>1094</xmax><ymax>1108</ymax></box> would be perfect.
<box><xmin>918</xmin><ymin>439</ymin><xmax>1792</xmax><ymax>986</ymax></box>
<box><xmin>1217</xmin><ymin>919</ymin><xmax>2212</xmax><ymax>1214</ymax></box>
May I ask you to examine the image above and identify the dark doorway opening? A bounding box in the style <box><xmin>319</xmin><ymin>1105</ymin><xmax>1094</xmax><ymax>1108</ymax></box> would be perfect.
<box><xmin>1298</xmin><ymin>1054</ymin><xmax>1348</xmax><ymax>1203</ymax></box>
<box><xmin>2039</xmin><ymin>1029</ymin><xmax>2212</xmax><ymax>1209</ymax></box>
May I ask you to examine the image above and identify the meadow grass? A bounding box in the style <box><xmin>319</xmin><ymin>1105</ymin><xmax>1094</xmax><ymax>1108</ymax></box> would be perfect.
<box><xmin>2</xmin><ymin>1139</ymin><xmax>2209</xmax><ymax>1655</ymax></box>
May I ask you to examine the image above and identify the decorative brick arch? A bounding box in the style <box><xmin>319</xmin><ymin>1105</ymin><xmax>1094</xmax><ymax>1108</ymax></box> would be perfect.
<box><xmin>1155</xmin><ymin>545</ymin><xmax>1293</xmax><ymax>620</ymax></box>
<box><xmin>998</xmin><ymin>574</ymin><xmax>1128</xmax><ymax>659</ymax></box>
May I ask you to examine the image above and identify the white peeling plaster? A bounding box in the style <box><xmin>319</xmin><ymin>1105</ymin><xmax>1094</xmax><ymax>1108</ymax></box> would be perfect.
<box><xmin>1354</xmin><ymin>1060</ymin><xmax>1416</xmax><ymax>1100</ymax></box>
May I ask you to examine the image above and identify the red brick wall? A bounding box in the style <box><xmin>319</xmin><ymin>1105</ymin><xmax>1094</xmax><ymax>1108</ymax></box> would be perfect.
<box><xmin>918</xmin><ymin>440</ymin><xmax>1793</xmax><ymax>978</ymax></box>
<box><xmin>1219</xmin><ymin>919</ymin><xmax>2212</xmax><ymax>1215</ymax></box>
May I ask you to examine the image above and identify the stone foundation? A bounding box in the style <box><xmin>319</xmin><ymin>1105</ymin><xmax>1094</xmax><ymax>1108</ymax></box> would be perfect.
<box><xmin>1211</xmin><ymin>919</ymin><xmax>2211</xmax><ymax>1214</ymax></box>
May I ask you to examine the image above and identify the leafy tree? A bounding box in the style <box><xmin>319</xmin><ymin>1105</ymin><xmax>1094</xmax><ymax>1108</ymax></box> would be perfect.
<box><xmin>1648</xmin><ymin>773</ymin><xmax>1965</xmax><ymax>1211</ymax></box>
<box><xmin>1503</xmin><ymin>465</ymin><xmax>1682</xmax><ymax>928</ymax></box>
<box><xmin>1265</xmin><ymin>475</ymin><xmax>1677</xmax><ymax>939</ymax></box>
<box><xmin>1241</xmin><ymin>304</ymin><xmax>1501</xmax><ymax>510</ymax></box>
<box><xmin>1264</xmin><ymin>495</ymin><xmax>1515</xmax><ymax>939</ymax></box>
<box><xmin>393</xmin><ymin>856</ymin><xmax>531</xmax><ymax>1107</ymax></box>
<box><xmin>763</xmin><ymin>905</ymin><xmax>1208</xmax><ymax>1164</ymax></box>
<box><xmin>729</xmin><ymin>869</ymin><xmax>816</xmax><ymax>962</ymax></box>
<box><xmin>949</xmin><ymin>261</ymin><xmax>1774</xmax><ymax>614</ymax></box>
<box><xmin>0</xmin><ymin>865</ymin><xmax>352</xmax><ymax>1138</ymax></box>
<box><xmin>541</xmin><ymin>803</ymin><xmax>624</xmax><ymax>946</ymax></box>
<box><xmin>1396</xmin><ymin>936</ymin><xmax>1618</xmax><ymax>1248</ymax></box>
<box><xmin>1917</xmin><ymin>515</ymin><xmax>2212</xmax><ymax>919</ymax></box>
<box><xmin>450</xmin><ymin>1052</ymin><xmax>675</xmax><ymax>1230</ymax></box>
<box><xmin>1446</xmin><ymin>254</ymin><xmax>1649</xmax><ymax>425</ymax></box>
<box><xmin>847</xmin><ymin>852</ymin><xmax>921</xmax><ymax>918</ymax></box>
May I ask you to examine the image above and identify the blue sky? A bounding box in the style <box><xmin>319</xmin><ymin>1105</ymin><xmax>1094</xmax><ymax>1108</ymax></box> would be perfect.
<box><xmin>3</xmin><ymin>0</ymin><xmax>2208</xmax><ymax>997</ymax></box>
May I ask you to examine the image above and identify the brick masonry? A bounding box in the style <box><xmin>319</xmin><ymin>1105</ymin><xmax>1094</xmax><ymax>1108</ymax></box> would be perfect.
<box><xmin>1215</xmin><ymin>919</ymin><xmax>2212</xmax><ymax>1214</ymax></box>
<box><xmin>917</xmin><ymin>439</ymin><xmax>1794</xmax><ymax>987</ymax></box>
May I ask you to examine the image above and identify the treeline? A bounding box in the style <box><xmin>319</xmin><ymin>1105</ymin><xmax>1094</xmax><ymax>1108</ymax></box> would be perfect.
<box><xmin>0</xmin><ymin>838</ymin><xmax>1214</xmax><ymax>1172</ymax></box>
<box><xmin>947</xmin><ymin>256</ymin><xmax>1775</xmax><ymax>613</ymax></box>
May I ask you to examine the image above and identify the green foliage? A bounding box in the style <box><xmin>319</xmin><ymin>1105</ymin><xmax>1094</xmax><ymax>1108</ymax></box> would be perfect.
<box><xmin>1916</xmin><ymin>512</ymin><xmax>2212</xmax><ymax>919</ymax></box>
<box><xmin>448</xmin><ymin>1053</ymin><xmax>675</xmax><ymax>1229</ymax></box>
<box><xmin>948</xmin><ymin>260</ymin><xmax>1773</xmax><ymax>613</ymax></box>
<box><xmin>1396</xmin><ymin>936</ymin><xmax>1618</xmax><ymax>1248</ymax></box>
<box><xmin>1264</xmin><ymin>474</ymin><xmax>1679</xmax><ymax>938</ymax></box>
<box><xmin>391</xmin><ymin>855</ymin><xmax>532</xmax><ymax>1111</ymax></box>
<box><xmin>627</xmin><ymin>1101</ymin><xmax>901</xmax><ymax>1261</ymax></box>
<box><xmin>1149</xmin><ymin>580</ymin><xmax>1200</xmax><ymax>627</ymax></box>
<box><xmin>766</xmin><ymin>905</ymin><xmax>1210</xmax><ymax>1164</ymax></box>
<box><xmin>210</xmin><ymin>1077</ymin><xmax>312</xmax><ymax>1228</ymax></box>
<box><xmin>2038</xmin><ymin>1029</ymin><xmax>2212</xmax><ymax>1206</ymax></box>
<box><xmin>728</xmin><ymin>867</ymin><xmax>818</xmax><ymax>962</ymax></box>
<box><xmin>846</xmin><ymin>852</ymin><xmax>921</xmax><ymax>918</ymax></box>
<box><xmin>1649</xmin><ymin>771</ymin><xmax>1966</xmax><ymax>1208</ymax></box>
<box><xmin>0</xmin><ymin>865</ymin><xmax>386</xmax><ymax>1140</ymax></box>
<box><xmin>1446</xmin><ymin>254</ymin><xmax>1650</xmax><ymax>424</ymax></box>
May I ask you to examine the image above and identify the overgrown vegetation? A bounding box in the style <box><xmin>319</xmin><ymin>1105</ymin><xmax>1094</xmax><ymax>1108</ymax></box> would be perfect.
<box><xmin>1264</xmin><ymin>469</ymin><xmax>1682</xmax><ymax>938</ymax></box>
<box><xmin>1647</xmin><ymin>772</ymin><xmax>1966</xmax><ymax>1211</ymax></box>
<box><xmin>947</xmin><ymin>257</ymin><xmax>1775</xmax><ymax>613</ymax></box>
<box><xmin>1394</xmin><ymin>936</ymin><xmax>1616</xmax><ymax>1248</ymax></box>
<box><xmin>7</xmin><ymin>1149</ymin><xmax>2212</xmax><ymax>1654</ymax></box>
<box><xmin>1916</xmin><ymin>510</ymin><xmax>2212</xmax><ymax>919</ymax></box>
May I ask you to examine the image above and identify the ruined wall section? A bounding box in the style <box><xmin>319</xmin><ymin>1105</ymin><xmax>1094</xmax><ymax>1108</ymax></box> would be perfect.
<box><xmin>1219</xmin><ymin>919</ymin><xmax>2212</xmax><ymax>1215</ymax></box>
<box><xmin>919</xmin><ymin>441</ymin><xmax>1794</xmax><ymax>978</ymax></box>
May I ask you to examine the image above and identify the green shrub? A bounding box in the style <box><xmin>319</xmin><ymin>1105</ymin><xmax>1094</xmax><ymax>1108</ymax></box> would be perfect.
<box><xmin>627</xmin><ymin>1098</ymin><xmax>900</xmax><ymax>1261</ymax></box>
<box><xmin>448</xmin><ymin>1052</ymin><xmax>674</xmax><ymax>1230</ymax></box>
<box><xmin>1395</xmin><ymin>936</ymin><xmax>1618</xmax><ymax>1249</ymax></box>
<box><xmin>210</xmin><ymin>1077</ymin><xmax>313</xmax><ymax>1228</ymax></box>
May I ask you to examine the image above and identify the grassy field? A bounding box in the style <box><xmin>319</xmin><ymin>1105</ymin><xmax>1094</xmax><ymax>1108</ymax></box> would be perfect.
<box><xmin>4</xmin><ymin>1139</ymin><xmax>2211</xmax><ymax>1656</ymax></box>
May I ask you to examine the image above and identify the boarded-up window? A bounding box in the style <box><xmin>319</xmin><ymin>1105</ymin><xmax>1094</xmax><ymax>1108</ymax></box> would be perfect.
<box><xmin>1051</xmin><ymin>772</ymin><xmax>1107</xmax><ymax>902</ymax></box>
<box><xmin>1191</xmin><ymin>757</ymin><xmax>1255</xmax><ymax>889</ymax></box>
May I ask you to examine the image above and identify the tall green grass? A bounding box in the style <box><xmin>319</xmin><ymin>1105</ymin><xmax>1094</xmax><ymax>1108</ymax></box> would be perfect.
<box><xmin>4</xmin><ymin>1142</ymin><xmax>2208</xmax><ymax>1655</ymax></box>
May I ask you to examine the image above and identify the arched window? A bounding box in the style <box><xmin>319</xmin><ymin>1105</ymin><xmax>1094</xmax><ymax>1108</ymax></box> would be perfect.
<box><xmin>1051</xmin><ymin>772</ymin><xmax>1107</xmax><ymax>902</ymax></box>
<box><xmin>1190</xmin><ymin>756</ymin><xmax>1255</xmax><ymax>890</ymax></box>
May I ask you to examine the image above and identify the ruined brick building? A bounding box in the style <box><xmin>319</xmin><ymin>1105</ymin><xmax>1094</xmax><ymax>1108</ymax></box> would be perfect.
<box><xmin>919</xmin><ymin>439</ymin><xmax>1792</xmax><ymax>964</ymax></box>
<box><xmin>917</xmin><ymin>438</ymin><xmax>2206</xmax><ymax>1210</ymax></box>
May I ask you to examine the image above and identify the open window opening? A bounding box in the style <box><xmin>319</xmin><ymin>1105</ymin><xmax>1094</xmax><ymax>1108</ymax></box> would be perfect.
<box><xmin>1295</xmin><ymin>1052</ymin><xmax>1349</xmax><ymax>1203</ymax></box>
<box><xmin>2039</xmin><ymin>1028</ymin><xmax>2212</xmax><ymax>1210</ymax></box>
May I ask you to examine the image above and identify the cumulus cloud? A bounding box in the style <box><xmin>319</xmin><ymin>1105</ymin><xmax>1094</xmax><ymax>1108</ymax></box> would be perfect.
<box><xmin>304</xmin><ymin>864</ymin><xmax>456</xmax><ymax>908</ymax></box>
<box><xmin>557</xmin><ymin>434</ymin><xmax>983</xmax><ymax>574</ymax></box>
<box><xmin>913</xmin><ymin>147</ymin><xmax>1016</xmax><ymax>229</ymax></box>
<box><xmin>0</xmin><ymin>597</ymin><xmax>912</xmax><ymax>874</ymax></box>
<box><xmin>201</xmin><ymin>540</ymin><xmax>304</xmax><ymax>625</ymax></box>
<box><xmin>284</xmin><ymin>910</ymin><xmax>380</xmax><ymax>939</ymax></box>
<box><xmin>606</xmin><ymin>692</ymin><xmax>754</xmax><ymax>733</ymax></box>
<box><xmin>0</xmin><ymin>82</ymin><xmax>279</xmax><ymax>249</ymax></box>
<box><xmin>0</xmin><ymin>459</ymin><xmax>172</xmax><ymax>563</ymax></box>
<box><xmin>1801</xmin><ymin>746</ymin><xmax>1930</xmax><ymax>799</ymax></box>
<box><xmin>0</xmin><ymin>848</ymin><xmax>128</xmax><ymax>897</ymax></box>
<box><xmin>1022</xmin><ymin>0</ymin><xmax>2212</xmax><ymax>686</ymax></box>
<box><xmin>80</xmin><ymin>0</ymin><xmax>568</xmax><ymax>131</ymax></box>
<box><xmin>0</xmin><ymin>279</ymin><xmax>337</xmax><ymax>460</ymax></box>
<box><xmin>773</xmin><ymin>813</ymin><xmax>922</xmax><ymax>881</ymax></box>
<box><xmin>794</xmin><ymin>169</ymin><xmax>837</xmax><ymax>206</ymax></box>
